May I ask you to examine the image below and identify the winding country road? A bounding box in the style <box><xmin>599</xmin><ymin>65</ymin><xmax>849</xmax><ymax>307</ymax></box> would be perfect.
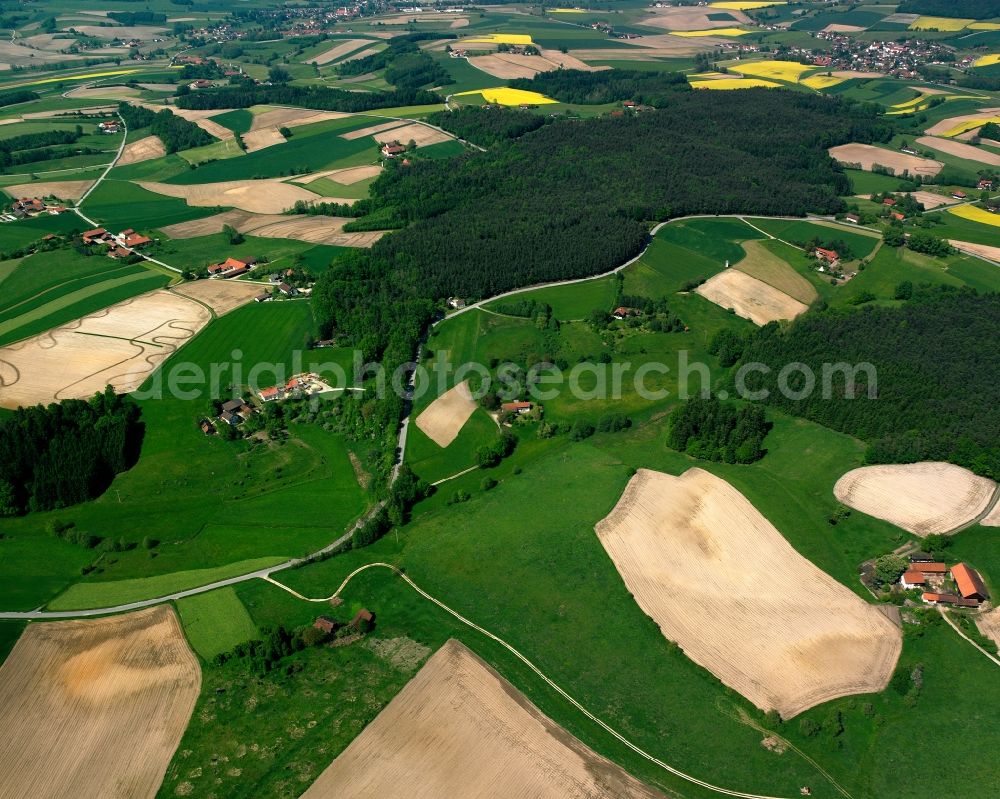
<box><xmin>5</xmin><ymin>211</ymin><xmax>1000</xmax><ymax>620</ymax></box>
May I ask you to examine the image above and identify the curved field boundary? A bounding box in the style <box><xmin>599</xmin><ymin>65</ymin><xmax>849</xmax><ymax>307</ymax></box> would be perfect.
<box><xmin>265</xmin><ymin>563</ymin><xmax>816</xmax><ymax>799</ymax></box>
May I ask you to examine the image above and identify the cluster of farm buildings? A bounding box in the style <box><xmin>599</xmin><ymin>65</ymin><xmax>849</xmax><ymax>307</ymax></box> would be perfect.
<box><xmin>82</xmin><ymin>227</ymin><xmax>152</xmax><ymax>259</ymax></box>
<box><xmin>900</xmin><ymin>554</ymin><xmax>990</xmax><ymax>609</ymax></box>
<box><xmin>4</xmin><ymin>197</ymin><xmax>68</xmax><ymax>221</ymax></box>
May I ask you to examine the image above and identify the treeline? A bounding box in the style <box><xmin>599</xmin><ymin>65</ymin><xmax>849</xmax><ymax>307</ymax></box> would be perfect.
<box><xmin>428</xmin><ymin>106</ymin><xmax>546</xmax><ymax>147</ymax></box>
<box><xmin>108</xmin><ymin>11</ymin><xmax>166</xmax><ymax>24</ymax></box>
<box><xmin>510</xmin><ymin>68</ymin><xmax>690</xmax><ymax>106</ymax></box>
<box><xmin>175</xmin><ymin>83</ymin><xmax>440</xmax><ymax>114</ymax></box>
<box><xmin>719</xmin><ymin>287</ymin><xmax>1000</xmax><ymax>478</ymax></box>
<box><xmin>339</xmin><ymin>33</ymin><xmax>453</xmax><ymax>92</ymax></box>
<box><xmin>0</xmin><ymin>127</ymin><xmax>86</xmax><ymax>169</ymax></box>
<box><xmin>666</xmin><ymin>396</ymin><xmax>769</xmax><ymax>464</ymax></box>
<box><xmin>0</xmin><ymin>90</ymin><xmax>39</xmax><ymax>108</ymax></box>
<box><xmin>0</xmin><ymin>388</ymin><xmax>142</xmax><ymax>516</ymax></box>
<box><xmin>117</xmin><ymin>103</ymin><xmax>212</xmax><ymax>153</ymax></box>
<box><xmin>897</xmin><ymin>0</ymin><xmax>999</xmax><ymax>18</ymax></box>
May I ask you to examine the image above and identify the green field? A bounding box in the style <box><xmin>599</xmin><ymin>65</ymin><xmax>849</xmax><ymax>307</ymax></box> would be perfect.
<box><xmin>0</xmin><ymin>248</ymin><xmax>170</xmax><ymax>345</ymax></box>
<box><xmin>176</xmin><ymin>586</ymin><xmax>259</xmax><ymax>660</ymax></box>
<box><xmin>82</xmin><ymin>179</ymin><xmax>218</xmax><ymax>231</ymax></box>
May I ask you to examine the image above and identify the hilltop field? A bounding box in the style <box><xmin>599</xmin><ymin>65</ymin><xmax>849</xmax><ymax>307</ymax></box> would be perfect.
<box><xmin>0</xmin><ymin>1</ymin><xmax>999</xmax><ymax>799</ymax></box>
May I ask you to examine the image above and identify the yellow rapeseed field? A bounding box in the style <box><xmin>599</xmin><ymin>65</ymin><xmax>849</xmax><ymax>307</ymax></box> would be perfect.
<box><xmin>941</xmin><ymin>115</ymin><xmax>1000</xmax><ymax>138</ymax></box>
<box><xmin>949</xmin><ymin>205</ymin><xmax>1000</xmax><ymax>228</ymax></box>
<box><xmin>734</xmin><ymin>60</ymin><xmax>814</xmax><ymax>82</ymax></box>
<box><xmin>456</xmin><ymin>87</ymin><xmax>557</xmax><ymax>105</ymax></box>
<box><xmin>800</xmin><ymin>74</ymin><xmax>845</xmax><ymax>89</ymax></box>
<box><xmin>974</xmin><ymin>54</ymin><xmax>1000</xmax><ymax>67</ymax></box>
<box><xmin>20</xmin><ymin>68</ymin><xmax>140</xmax><ymax>87</ymax></box>
<box><xmin>671</xmin><ymin>28</ymin><xmax>752</xmax><ymax>37</ymax></box>
<box><xmin>710</xmin><ymin>1</ymin><xmax>786</xmax><ymax>9</ymax></box>
<box><xmin>969</xmin><ymin>23</ymin><xmax>1000</xmax><ymax>31</ymax></box>
<box><xmin>909</xmin><ymin>16</ymin><xmax>972</xmax><ymax>31</ymax></box>
<box><xmin>689</xmin><ymin>78</ymin><xmax>781</xmax><ymax>90</ymax></box>
<box><xmin>462</xmin><ymin>33</ymin><xmax>535</xmax><ymax>45</ymax></box>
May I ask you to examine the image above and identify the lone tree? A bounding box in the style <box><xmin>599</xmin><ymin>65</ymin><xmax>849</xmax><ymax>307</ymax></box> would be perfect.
<box><xmin>874</xmin><ymin>554</ymin><xmax>908</xmax><ymax>587</ymax></box>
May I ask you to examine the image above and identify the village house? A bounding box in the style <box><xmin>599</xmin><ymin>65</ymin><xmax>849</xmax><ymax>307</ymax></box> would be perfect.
<box><xmin>254</xmin><ymin>291</ymin><xmax>271</xmax><ymax>303</ymax></box>
<box><xmin>914</xmin><ymin>562</ymin><xmax>948</xmax><ymax>576</ymax></box>
<box><xmin>891</xmin><ymin>212</ymin><xmax>905</xmax><ymax>222</ymax></box>
<box><xmin>220</xmin><ymin>410</ymin><xmax>239</xmax><ymax>426</ymax></box>
<box><xmin>613</xmin><ymin>306</ymin><xmax>640</xmax><ymax>320</ymax></box>
<box><xmin>123</xmin><ymin>232</ymin><xmax>152</xmax><ymax>249</ymax></box>
<box><xmin>221</xmin><ymin>398</ymin><xmax>244</xmax><ymax>415</ymax></box>
<box><xmin>921</xmin><ymin>592</ymin><xmax>979</xmax><ymax>608</ymax></box>
<box><xmin>208</xmin><ymin>256</ymin><xmax>256</xmax><ymax>278</ymax></box>
<box><xmin>313</xmin><ymin>616</ymin><xmax>339</xmax><ymax>634</ymax></box>
<box><xmin>381</xmin><ymin>141</ymin><xmax>407</xmax><ymax>158</ymax></box>
<box><xmin>951</xmin><ymin>190</ymin><xmax>967</xmax><ymax>200</ymax></box>
<box><xmin>882</xmin><ymin>197</ymin><xmax>897</xmax><ymax>207</ymax></box>
<box><xmin>350</xmin><ymin>608</ymin><xmax>374</xmax><ymax>630</ymax></box>
<box><xmin>951</xmin><ymin>563</ymin><xmax>989</xmax><ymax>603</ymax></box>
<box><xmin>98</xmin><ymin>120</ymin><xmax>121</xmax><ymax>134</ymax></box>
<box><xmin>501</xmin><ymin>401</ymin><xmax>533</xmax><ymax>415</ymax></box>
<box><xmin>11</xmin><ymin>198</ymin><xmax>46</xmax><ymax>217</ymax></box>
<box><xmin>82</xmin><ymin>227</ymin><xmax>110</xmax><ymax>245</ymax></box>
<box><xmin>107</xmin><ymin>246</ymin><xmax>133</xmax><ymax>260</ymax></box>
<box><xmin>278</xmin><ymin>282</ymin><xmax>297</xmax><ymax>297</ymax></box>
<box><xmin>447</xmin><ymin>297</ymin><xmax>466</xmax><ymax>309</ymax></box>
<box><xmin>259</xmin><ymin>386</ymin><xmax>282</xmax><ymax>402</ymax></box>
<box><xmin>900</xmin><ymin>570</ymin><xmax>926</xmax><ymax>590</ymax></box>
<box><xmin>199</xmin><ymin>419</ymin><xmax>215</xmax><ymax>436</ymax></box>
<box><xmin>844</xmin><ymin>212</ymin><xmax>861</xmax><ymax>224</ymax></box>
<box><xmin>814</xmin><ymin>247</ymin><xmax>839</xmax><ymax>265</ymax></box>
<box><xmin>978</xmin><ymin>179</ymin><xmax>993</xmax><ymax>191</ymax></box>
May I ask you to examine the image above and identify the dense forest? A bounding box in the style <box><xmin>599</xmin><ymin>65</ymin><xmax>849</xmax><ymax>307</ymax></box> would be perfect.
<box><xmin>117</xmin><ymin>104</ymin><xmax>212</xmax><ymax>153</ymax></box>
<box><xmin>897</xmin><ymin>0</ymin><xmax>999</xmax><ymax>18</ymax></box>
<box><xmin>666</xmin><ymin>397</ymin><xmax>769</xmax><ymax>464</ymax></box>
<box><xmin>176</xmin><ymin>83</ymin><xmax>440</xmax><ymax>113</ymax></box>
<box><xmin>510</xmin><ymin>68</ymin><xmax>690</xmax><ymax>105</ymax></box>
<box><xmin>428</xmin><ymin>106</ymin><xmax>546</xmax><ymax>147</ymax></box>
<box><xmin>0</xmin><ymin>388</ymin><xmax>142</xmax><ymax>516</ymax></box>
<box><xmin>723</xmin><ymin>288</ymin><xmax>1000</xmax><ymax>479</ymax></box>
<box><xmin>314</xmin><ymin>89</ymin><xmax>891</xmax><ymax>362</ymax></box>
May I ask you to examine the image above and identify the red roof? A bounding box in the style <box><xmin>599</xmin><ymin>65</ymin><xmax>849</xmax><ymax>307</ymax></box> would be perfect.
<box><xmin>918</xmin><ymin>562</ymin><xmax>947</xmax><ymax>574</ymax></box>
<box><xmin>124</xmin><ymin>233</ymin><xmax>151</xmax><ymax>247</ymax></box>
<box><xmin>260</xmin><ymin>386</ymin><xmax>280</xmax><ymax>399</ymax></box>
<box><xmin>882</xmin><ymin>198</ymin><xmax>896</xmax><ymax>206</ymax></box>
<box><xmin>951</xmin><ymin>563</ymin><xmax>989</xmax><ymax>600</ymax></box>
<box><xmin>901</xmin><ymin>570</ymin><xmax>926</xmax><ymax>585</ymax></box>
<box><xmin>83</xmin><ymin>227</ymin><xmax>107</xmax><ymax>238</ymax></box>
<box><xmin>501</xmin><ymin>401</ymin><xmax>532</xmax><ymax>412</ymax></box>
<box><xmin>815</xmin><ymin>247</ymin><xmax>839</xmax><ymax>261</ymax></box>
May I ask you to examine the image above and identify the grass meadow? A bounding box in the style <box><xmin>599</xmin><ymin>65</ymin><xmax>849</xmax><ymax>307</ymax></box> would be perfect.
<box><xmin>176</xmin><ymin>586</ymin><xmax>259</xmax><ymax>660</ymax></box>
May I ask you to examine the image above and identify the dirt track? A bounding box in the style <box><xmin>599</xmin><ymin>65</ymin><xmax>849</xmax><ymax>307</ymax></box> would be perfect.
<box><xmin>696</xmin><ymin>268</ymin><xmax>808</xmax><ymax>325</ymax></box>
<box><xmin>299</xmin><ymin>639</ymin><xmax>667</xmax><ymax>799</ymax></box>
<box><xmin>834</xmin><ymin>463</ymin><xmax>997</xmax><ymax>536</ymax></box>
<box><xmin>595</xmin><ymin>468</ymin><xmax>902</xmax><ymax>718</ymax></box>
<box><xmin>0</xmin><ymin>606</ymin><xmax>199</xmax><ymax>799</ymax></box>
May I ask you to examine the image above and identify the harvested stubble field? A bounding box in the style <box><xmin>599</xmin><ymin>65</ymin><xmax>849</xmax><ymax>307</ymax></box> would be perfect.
<box><xmin>834</xmin><ymin>463</ymin><xmax>997</xmax><ymax>536</ymax></box>
<box><xmin>298</xmin><ymin>164</ymin><xmax>382</xmax><ymax>185</ymax></box>
<box><xmin>910</xmin><ymin>190</ymin><xmax>950</xmax><ymax>209</ymax></box>
<box><xmin>414</xmin><ymin>379</ymin><xmax>478</xmax><ymax>448</ymax></box>
<box><xmin>159</xmin><ymin>209</ymin><xmax>384</xmax><ymax>246</ymax></box>
<box><xmin>0</xmin><ymin>606</ymin><xmax>199</xmax><ymax>799</ymax></box>
<box><xmin>372</xmin><ymin>122</ymin><xmax>451</xmax><ymax>148</ymax></box>
<box><xmin>169</xmin><ymin>280</ymin><xmax>263</xmax><ymax>316</ymax></box>
<box><xmin>977</xmin><ymin>609</ymin><xmax>1000</xmax><ymax>648</ymax></box>
<box><xmin>0</xmin><ymin>289</ymin><xmax>211</xmax><ymax>409</ymax></box>
<box><xmin>468</xmin><ymin>51</ymin><xmax>606</xmax><ymax>79</ymax></box>
<box><xmin>117</xmin><ymin>134</ymin><xmax>166</xmax><ymax>166</ymax></box>
<box><xmin>915</xmin><ymin>135</ymin><xmax>1000</xmax><ymax>167</ymax></box>
<box><xmin>733</xmin><ymin>240</ymin><xmax>818</xmax><ymax>304</ymax></box>
<box><xmin>982</xmin><ymin>502</ymin><xmax>1000</xmax><ymax>527</ymax></box>
<box><xmin>137</xmin><ymin>179</ymin><xmax>348</xmax><ymax>214</ymax></box>
<box><xmin>828</xmin><ymin>143</ymin><xmax>942</xmax><ymax>176</ymax></box>
<box><xmin>249</xmin><ymin>108</ymin><xmax>348</xmax><ymax>131</ymax></box>
<box><xmin>695</xmin><ymin>268</ymin><xmax>808</xmax><ymax>325</ymax></box>
<box><xmin>307</xmin><ymin>38</ymin><xmax>378</xmax><ymax>65</ymax></box>
<box><xmin>948</xmin><ymin>240</ymin><xmax>1000</xmax><ymax>263</ymax></box>
<box><xmin>641</xmin><ymin>5</ymin><xmax>751</xmax><ymax>30</ymax></box>
<box><xmin>340</xmin><ymin>119</ymin><xmax>408</xmax><ymax>140</ymax></box>
<box><xmin>300</xmin><ymin>639</ymin><xmax>666</xmax><ymax>799</ymax></box>
<box><xmin>241</xmin><ymin>127</ymin><xmax>286</xmax><ymax>153</ymax></box>
<box><xmin>134</xmin><ymin>103</ymin><xmax>234</xmax><ymax>141</ymax></box>
<box><xmin>3</xmin><ymin>179</ymin><xmax>94</xmax><ymax>200</ymax></box>
<box><xmin>595</xmin><ymin>468</ymin><xmax>901</xmax><ymax>718</ymax></box>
